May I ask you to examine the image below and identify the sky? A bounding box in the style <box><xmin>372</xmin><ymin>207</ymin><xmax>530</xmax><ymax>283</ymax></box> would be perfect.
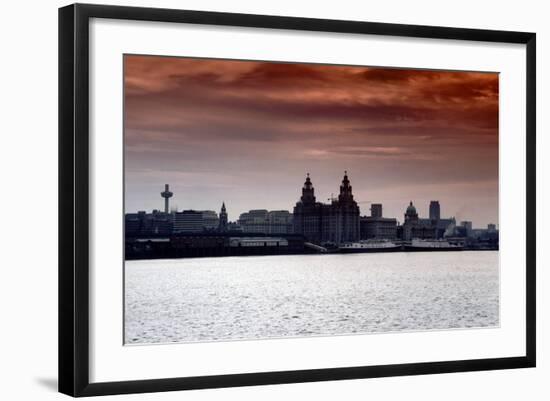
<box><xmin>124</xmin><ymin>55</ymin><xmax>499</xmax><ymax>228</ymax></box>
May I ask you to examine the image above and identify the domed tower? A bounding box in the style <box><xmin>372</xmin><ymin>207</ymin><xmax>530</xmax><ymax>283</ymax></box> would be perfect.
<box><xmin>294</xmin><ymin>173</ymin><xmax>323</xmax><ymax>243</ymax></box>
<box><xmin>404</xmin><ymin>201</ymin><xmax>419</xmax><ymax>223</ymax></box>
<box><xmin>338</xmin><ymin>171</ymin><xmax>354</xmax><ymax>203</ymax></box>
<box><xmin>334</xmin><ymin>171</ymin><xmax>360</xmax><ymax>243</ymax></box>
<box><xmin>402</xmin><ymin>201</ymin><xmax>419</xmax><ymax>241</ymax></box>
<box><xmin>300</xmin><ymin>173</ymin><xmax>316</xmax><ymax>204</ymax></box>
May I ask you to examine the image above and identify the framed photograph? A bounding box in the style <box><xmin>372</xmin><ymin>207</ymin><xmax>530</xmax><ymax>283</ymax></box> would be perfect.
<box><xmin>58</xmin><ymin>3</ymin><xmax>536</xmax><ymax>397</ymax></box>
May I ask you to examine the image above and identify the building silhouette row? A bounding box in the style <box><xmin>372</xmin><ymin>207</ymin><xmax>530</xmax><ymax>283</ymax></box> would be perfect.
<box><xmin>125</xmin><ymin>179</ymin><xmax>497</xmax><ymax>245</ymax></box>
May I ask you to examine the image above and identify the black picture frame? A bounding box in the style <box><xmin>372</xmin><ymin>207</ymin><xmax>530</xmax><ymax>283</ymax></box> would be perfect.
<box><xmin>59</xmin><ymin>3</ymin><xmax>536</xmax><ymax>397</ymax></box>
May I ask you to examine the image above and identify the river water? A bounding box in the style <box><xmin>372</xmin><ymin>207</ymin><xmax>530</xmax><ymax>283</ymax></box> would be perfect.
<box><xmin>124</xmin><ymin>251</ymin><xmax>499</xmax><ymax>344</ymax></box>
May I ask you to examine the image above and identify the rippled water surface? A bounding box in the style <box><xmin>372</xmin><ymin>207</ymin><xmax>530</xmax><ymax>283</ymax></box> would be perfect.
<box><xmin>125</xmin><ymin>251</ymin><xmax>498</xmax><ymax>344</ymax></box>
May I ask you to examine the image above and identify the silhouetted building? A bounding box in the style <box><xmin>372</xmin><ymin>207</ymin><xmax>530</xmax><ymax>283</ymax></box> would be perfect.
<box><xmin>200</xmin><ymin>210</ymin><xmax>219</xmax><ymax>231</ymax></box>
<box><xmin>469</xmin><ymin>226</ymin><xmax>499</xmax><ymax>250</ymax></box>
<box><xmin>422</xmin><ymin>200</ymin><xmax>455</xmax><ymax>238</ymax></box>
<box><xmin>125</xmin><ymin>210</ymin><xmax>173</xmax><ymax>236</ymax></box>
<box><xmin>429</xmin><ymin>200</ymin><xmax>440</xmax><ymax>221</ymax></box>
<box><xmin>402</xmin><ymin>201</ymin><xmax>418</xmax><ymax>241</ymax></box>
<box><xmin>238</xmin><ymin>209</ymin><xmax>269</xmax><ymax>233</ymax></box>
<box><xmin>292</xmin><ymin>174</ymin><xmax>322</xmax><ymax>243</ymax></box>
<box><xmin>404</xmin><ymin>201</ymin><xmax>419</xmax><ymax>222</ymax></box>
<box><xmin>174</xmin><ymin>210</ymin><xmax>203</xmax><ymax>233</ymax></box>
<box><xmin>360</xmin><ymin>203</ymin><xmax>397</xmax><ymax>239</ymax></box>
<box><xmin>238</xmin><ymin>209</ymin><xmax>293</xmax><ymax>234</ymax></box>
<box><xmin>454</xmin><ymin>225</ymin><xmax>468</xmax><ymax>237</ymax></box>
<box><xmin>172</xmin><ymin>209</ymin><xmax>221</xmax><ymax>233</ymax></box>
<box><xmin>371</xmin><ymin>203</ymin><xmax>383</xmax><ymax>218</ymax></box>
<box><xmin>293</xmin><ymin>172</ymin><xmax>360</xmax><ymax>244</ymax></box>
<box><xmin>488</xmin><ymin>223</ymin><xmax>497</xmax><ymax>231</ymax></box>
<box><xmin>218</xmin><ymin>202</ymin><xmax>228</xmax><ymax>232</ymax></box>
<box><xmin>401</xmin><ymin>201</ymin><xmax>436</xmax><ymax>240</ymax></box>
<box><xmin>227</xmin><ymin>221</ymin><xmax>243</xmax><ymax>232</ymax></box>
<box><xmin>268</xmin><ymin>210</ymin><xmax>294</xmax><ymax>234</ymax></box>
<box><xmin>461</xmin><ymin>221</ymin><xmax>473</xmax><ymax>237</ymax></box>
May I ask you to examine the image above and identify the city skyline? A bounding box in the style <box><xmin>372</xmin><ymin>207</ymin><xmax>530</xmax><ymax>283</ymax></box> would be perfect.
<box><xmin>125</xmin><ymin>55</ymin><xmax>499</xmax><ymax>227</ymax></box>
<box><xmin>128</xmin><ymin>178</ymin><xmax>495</xmax><ymax>229</ymax></box>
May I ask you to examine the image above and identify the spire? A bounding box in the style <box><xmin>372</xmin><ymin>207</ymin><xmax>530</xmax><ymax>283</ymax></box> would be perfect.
<box><xmin>342</xmin><ymin>170</ymin><xmax>350</xmax><ymax>187</ymax></box>
<box><xmin>304</xmin><ymin>173</ymin><xmax>312</xmax><ymax>188</ymax></box>
<box><xmin>219</xmin><ymin>201</ymin><xmax>228</xmax><ymax>232</ymax></box>
<box><xmin>301</xmin><ymin>173</ymin><xmax>316</xmax><ymax>203</ymax></box>
<box><xmin>339</xmin><ymin>170</ymin><xmax>353</xmax><ymax>202</ymax></box>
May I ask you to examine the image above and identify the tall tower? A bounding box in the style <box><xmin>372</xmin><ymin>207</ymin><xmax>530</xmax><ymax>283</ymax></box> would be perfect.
<box><xmin>294</xmin><ymin>173</ymin><xmax>322</xmax><ymax>243</ymax></box>
<box><xmin>371</xmin><ymin>203</ymin><xmax>383</xmax><ymax>218</ymax></box>
<box><xmin>218</xmin><ymin>202</ymin><xmax>228</xmax><ymax>232</ymax></box>
<box><xmin>160</xmin><ymin>184</ymin><xmax>173</xmax><ymax>214</ymax></box>
<box><xmin>429</xmin><ymin>200</ymin><xmax>440</xmax><ymax>221</ymax></box>
<box><xmin>338</xmin><ymin>171</ymin><xmax>354</xmax><ymax>202</ymax></box>
<box><xmin>300</xmin><ymin>173</ymin><xmax>316</xmax><ymax>204</ymax></box>
<box><xmin>336</xmin><ymin>171</ymin><xmax>360</xmax><ymax>243</ymax></box>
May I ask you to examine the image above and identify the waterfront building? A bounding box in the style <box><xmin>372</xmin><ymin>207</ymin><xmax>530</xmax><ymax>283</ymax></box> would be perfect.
<box><xmin>402</xmin><ymin>201</ymin><xmax>418</xmax><ymax>241</ymax></box>
<box><xmin>238</xmin><ymin>209</ymin><xmax>269</xmax><ymax>233</ymax></box>
<box><xmin>293</xmin><ymin>172</ymin><xmax>360</xmax><ymax>244</ymax></box>
<box><xmin>370</xmin><ymin>203</ymin><xmax>383</xmax><ymax>218</ymax></box>
<box><xmin>125</xmin><ymin>211</ymin><xmax>147</xmax><ymax>235</ymax></box>
<box><xmin>172</xmin><ymin>209</ymin><xmax>220</xmax><ymax>233</ymax></box>
<box><xmin>404</xmin><ymin>201</ymin><xmax>419</xmax><ymax>223</ymax></box>
<box><xmin>454</xmin><ymin>225</ymin><xmax>468</xmax><ymax>237</ymax></box>
<box><xmin>267</xmin><ymin>210</ymin><xmax>294</xmax><ymax>234</ymax></box>
<box><xmin>360</xmin><ymin>203</ymin><xmax>397</xmax><ymax>240</ymax></box>
<box><xmin>218</xmin><ymin>202</ymin><xmax>228</xmax><ymax>232</ymax></box>
<box><xmin>201</xmin><ymin>210</ymin><xmax>220</xmax><ymax>231</ymax></box>
<box><xmin>125</xmin><ymin>209</ymin><xmax>173</xmax><ymax>236</ymax></box>
<box><xmin>292</xmin><ymin>174</ymin><xmax>323</xmax><ymax>243</ymax></box>
<box><xmin>475</xmin><ymin>225</ymin><xmax>499</xmax><ymax>241</ymax></box>
<box><xmin>422</xmin><ymin>200</ymin><xmax>456</xmax><ymax>238</ymax></box>
<box><xmin>173</xmin><ymin>210</ymin><xmax>205</xmax><ymax>233</ymax></box>
<box><xmin>461</xmin><ymin>221</ymin><xmax>473</xmax><ymax>237</ymax></box>
<box><xmin>401</xmin><ymin>201</ymin><xmax>437</xmax><ymax>241</ymax></box>
<box><xmin>238</xmin><ymin>209</ymin><xmax>293</xmax><ymax>234</ymax></box>
<box><xmin>227</xmin><ymin>221</ymin><xmax>243</xmax><ymax>232</ymax></box>
<box><xmin>429</xmin><ymin>200</ymin><xmax>441</xmax><ymax>221</ymax></box>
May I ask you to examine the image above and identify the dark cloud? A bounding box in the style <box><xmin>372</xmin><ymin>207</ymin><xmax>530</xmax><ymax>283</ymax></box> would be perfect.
<box><xmin>360</xmin><ymin>68</ymin><xmax>434</xmax><ymax>83</ymax></box>
<box><xmin>123</xmin><ymin>55</ymin><xmax>499</xmax><ymax>227</ymax></box>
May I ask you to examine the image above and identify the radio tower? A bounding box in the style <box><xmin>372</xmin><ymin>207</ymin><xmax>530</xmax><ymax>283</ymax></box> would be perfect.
<box><xmin>160</xmin><ymin>184</ymin><xmax>173</xmax><ymax>214</ymax></box>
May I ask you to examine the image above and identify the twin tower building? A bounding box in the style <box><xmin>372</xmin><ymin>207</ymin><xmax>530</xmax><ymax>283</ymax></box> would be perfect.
<box><xmin>293</xmin><ymin>172</ymin><xmax>360</xmax><ymax>244</ymax></box>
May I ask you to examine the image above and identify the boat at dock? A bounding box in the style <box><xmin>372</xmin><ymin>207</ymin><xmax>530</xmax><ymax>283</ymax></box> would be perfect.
<box><xmin>404</xmin><ymin>238</ymin><xmax>465</xmax><ymax>252</ymax></box>
<box><xmin>339</xmin><ymin>239</ymin><xmax>402</xmax><ymax>253</ymax></box>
